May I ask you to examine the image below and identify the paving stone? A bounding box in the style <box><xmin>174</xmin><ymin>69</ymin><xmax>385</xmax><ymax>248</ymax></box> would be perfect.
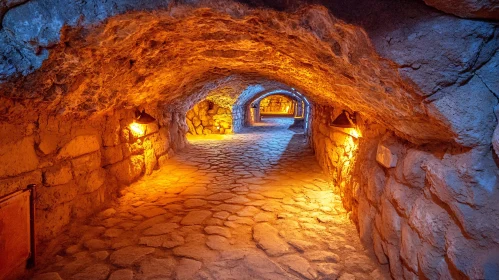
<box><xmin>317</xmin><ymin>215</ymin><xmax>335</xmax><ymax>223</ymax></box>
<box><xmin>281</xmin><ymin>205</ymin><xmax>301</xmax><ymax>213</ymax></box>
<box><xmin>287</xmin><ymin>239</ymin><xmax>320</xmax><ymax>252</ymax></box>
<box><xmin>236</xmin><ymin>206</ymin><xmax>260</xmax><ymax>217</ymax></box>
<box><xmin>173</xmin><ymin>244</ymin><xmax>218</xmax><ymax>262</ymax></box>
<box><xmin>104</xmin><ymin>228</ymin><xmax>123</xmax><ymax>238</ymax></box>
<box><xmin>205</xmin><ymin>225</ymin><xmax>231</xmax><ymax>238</ymax></box>
<box><xmin>213</xmin><ymin>204</ymin><xmax>244</xmax><ymax>213</ymax></box>
<box><xmin>277</xmin><ymin>254</ymin><xmax>317</xmax><ymax>280</ymax></box>
<box><xmin>134</xmin><ymin>206</ymin><xmax>168</xmax><ymax>218</ymax></box>
<box><xmin>253</xmin><ymin>223</ymin><xmax>292</xmax><ymax>256</ymax></box>
<box><xmin>142</xmin><ymin>222</ymin><xmax>180</xmax><ymax>235</ymax></box>
<box><xmin>139</xmin><ymin>232</ymin><xmax>185</xmax><ymax>248</ymax></box>
<box><xmin>243</xmin><ymin>251</ymin><xmax>288</xmax><ymax>278</ymax></box>
<box><xmin>254</xmin><ymin>212</ymin><xmax>275</xmax><ymax>222</ymax></box>
<box><xmin>91</xmin><ymin>250</ymin><xmax>109</xmax><ymax>261</ymax></box>
<box><xmin>301</xmin><ymin>222</ymin><xmax>327</xmax><ymax>231</ymax></box>
<box><xmin>83</xmin><ymin>239</ymin><xmax>108</xmax><ymax>250</ymax></box>
<box><xmin>110</xmin><ymin>246</ymin><xmax>155</xmax><ymax>267</ymax></box>
<box><xmin>175</xmin><ymin>258</ymin><xmax>203</xmax><ymax>280</ymax></box>
<box><xmin>225</xmin><ymin>196</ymin><xmax>251</xmax><ymax>204</ymax></box>
<box><xmin>304</xmin><ymin>250</ymin><xmax>340</xmax><ymax>262</ymax></box>
<box><xmin>206</xmin><ymin>235</ymin><xmax>231</xmax><ymax>250</ymax></box>
<box><xmin>245</xmin><ymin>200</ymin><xmax>266</xmax><ymax>206</ymax></box>
<box><xmin>184</xmin><ymin>198</ymin><xmax>208</xmax><ymax>208</ymax></box>
<box><xmin>136</xmin><ymin>215</ymin><xmax>167</xmax><ymax>230</ymax></box>
<box><xmin>206</xmin><ymin>217</ymin><xmax>224</xmax><ymax>226</ymax></box>
<box><xmin>184</xmin><ymin>232</ymin><xmax>207</xmax><ymax>244</ymax></box>
<box><xmin>207</xmin><ymin>193</ymin><xmax>236</xmax><ymax>201</ymax></box>
<box><xmin>224</xmin><ymin>221</ymin><xmax>241</xmax><ymax>228</ymax></box>
<box><xmin>261</xmin><ymin>191</ymin><xmax>286</xmax><ymax>199</ymax></box>
<box><xmin>181</xmin><ymin>186</ymin><xmax>207</xmax><ymax>195</ymax></box>
<box><xmin>139</xmin><ymin>257</ymin><xmax>176</xmax><ymax>279</ymax></box>
<box><xmin>315</xmin><ymin>263</ymin><xmax>342</xmax><ymax>278</ymax></box>
<box><xmin>213</xmin><ymin>211</ymin><xmax>230</xmax><ymax>219</ymax></box>
<box><xmin>108</xmin><ymin>269</ymin><xmax>134</xmax><ymax>280</ymax></box>
<box><xmin>111</xmin><ymin>239</ymin><xmax>136</xmax><ymax>250</ymax></box>
<box><xmin>181</xmin><ymin>210</ymin><xmax>212</xmax><ymax>225</ymax></box>
<box><xmin>237</xmin><ymin>217</ymin><xmax>257</xmax><ymax>226</ymax></box>
<box><xmin>70</xmin><ymin>264</ymin><xmax>110</xmax><ymax>280</ymax></box>
<box><xmin>247</xmin><ymin>193</ymin><xmax>265</xmax><ymax>200</ymax></box>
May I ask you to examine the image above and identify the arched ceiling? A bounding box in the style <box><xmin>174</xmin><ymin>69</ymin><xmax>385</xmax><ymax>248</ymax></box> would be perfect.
<box><xmin>0</xmin><ymin>3</ymin><xmax>456</xmax><ymax>144</ymax></box>
<box><xmin>248</xmin><ymin>91</ymin><xmax>303</xmax><ymax>106</ymax></box>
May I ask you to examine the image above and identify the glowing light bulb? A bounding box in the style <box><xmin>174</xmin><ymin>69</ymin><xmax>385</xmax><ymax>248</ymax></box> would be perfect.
<box><xmin>130</xmin><ymin>122</ymin><xmax>145</xmax><ymax>137</ymax></box>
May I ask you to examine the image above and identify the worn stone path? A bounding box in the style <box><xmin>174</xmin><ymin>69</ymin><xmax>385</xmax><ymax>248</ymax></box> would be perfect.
<box><xmin>31</xmin><ymin>118</ymin><xmax>389</xmax><ymax>280</ymax></box>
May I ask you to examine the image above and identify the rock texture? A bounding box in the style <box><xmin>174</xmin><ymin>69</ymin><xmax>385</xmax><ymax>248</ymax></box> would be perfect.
<box><xmin>0</xmin><ymin>1</ymin><xmax>460</xmax><ymax>145</ymax></box>
<box><xmin>186</xmin><ymin>100</ymin><xmax>233</xmax><ymax>135</ymax></box>
<box><xmin>0</xmin><ymin>1</ymin><xmax>498</xmax><ymax>280</ymax></box>
<box><xmin>0</xmin><ymin>106</ymin><xmax>179</xmax><ymax>242</ymax></box>
<box><xmin>311</xmin><ymin>104</ymin><xmax>499</xmax><ymax>280</ymax></box>
<box><xmin>259</xmin><ymin>95</ymin><xmax>294</xmax><ymax>114</ymax></box>
<box><xmin>423</xmin><ymin>0</ymin><xmax>499</xmax><ymax>20</ymax></box>
<box><xmin>29</xmin><ymin>118</ymin><xmax>389</xmax><ymax>280</ymax></box>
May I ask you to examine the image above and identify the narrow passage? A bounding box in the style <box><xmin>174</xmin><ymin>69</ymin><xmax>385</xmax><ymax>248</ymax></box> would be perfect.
<box><xmin>33</xmin><ymin>118</ymin><xmax>388</xmax><ymax>280</ymax></box>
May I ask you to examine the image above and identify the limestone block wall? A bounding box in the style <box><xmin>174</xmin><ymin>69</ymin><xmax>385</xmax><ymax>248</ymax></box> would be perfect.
<box><xmin>310</xmin><ymin>105</ymin><xmax>499</xmax><ymax>280</ymax></box>
<box><xmin>186</xmin><ymin>100</ymin><xmax>233</xmax><ymax>135</ymax></box>
<box><xmin>259</xmin><ymin>95</ymin><xmax>294</xmax><ymax>114</ymax></box>
<box><xmin>0</xmin><ymin>107</ymin><xmax>178</xmax><ymax>243</ymax></box>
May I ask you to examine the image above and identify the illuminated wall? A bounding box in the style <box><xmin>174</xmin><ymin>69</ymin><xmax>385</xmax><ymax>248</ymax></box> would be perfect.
<box><xmin>0</xmin><ymin>106</ymin><xmax>181</xmax><ymax>242</ymax></box>
<box><xmin>259</xmin><ymin>95</ymin><xmax>295</xmax><ymax>114</ymax></box>
<box><xmin>311</xmin><ymin>105</ymin><xmax>361</xmax><ymax>211</ymax></box>
<box><xmin>186</xmin><ymin>100</ymin><xmax>233</xmax><ymax>135</ymax></box>
<box><xmin>310</xmin><ymin>102</ymin><xmax>499</xmax><ymax>279</ymax></box>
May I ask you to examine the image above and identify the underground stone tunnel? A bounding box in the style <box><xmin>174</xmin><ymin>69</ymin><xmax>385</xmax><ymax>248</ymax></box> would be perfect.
<box><xmin>0</xmin><ymin>0</ymin><xmax>498</xmax><ymax>279</ymax></box>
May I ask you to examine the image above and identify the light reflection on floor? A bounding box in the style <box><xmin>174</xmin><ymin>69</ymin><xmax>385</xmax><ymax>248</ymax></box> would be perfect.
<box><xmin>31</xmin><ymin>117</ymin><xmax>389</xmax><ymax>280</ymax></box>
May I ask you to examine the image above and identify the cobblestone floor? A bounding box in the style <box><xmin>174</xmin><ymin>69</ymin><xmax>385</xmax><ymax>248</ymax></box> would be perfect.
<box><xmin>32</xmin><ymin>117</ymin><xmax>389</xmax><ymax>280</ymax></box>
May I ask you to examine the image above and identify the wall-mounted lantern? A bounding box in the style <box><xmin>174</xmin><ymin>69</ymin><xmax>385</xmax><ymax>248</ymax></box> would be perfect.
<box><xmin>135</xmin><ymin>109</ymin><xmax>156</xmax><ymax>124</ymax></box>
<box><xmin>331</xmin><ymin>110</ymin><xmax>356</xmax><ymax>128</ymax></box>
<box><xmin>330</xmin><ymin>110</ymin><xmax>361</xmax><ymax>138</ymax></box>
<box><xmin>129</xmin><ymin>109</ymin><xmax>156</xmax><ymax>137</ymax></box>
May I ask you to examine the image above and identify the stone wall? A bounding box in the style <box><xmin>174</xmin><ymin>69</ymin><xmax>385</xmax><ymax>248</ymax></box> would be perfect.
<box><xmin>0</xmin><ymin>107</ymin><xmax>178</xmax><ymax>243</ymax></box>
<box><xmin>260</xmin><ymin>95</ymin><xmax>294</xmax><ymax>114</ymax></box>
<box><xmin>186</xmin><ymin>100</ymin><xmax>233</xmax><ymax>135</ymax></box>
<box><xmin>310</xmin><ymin>105</ymin><xmax>499</xmax><ymax>279</ymax></box>
<box><xmin>232</xmin><ymin>105</ymin><xmax>245</xmax><ymax>133</ymax></box>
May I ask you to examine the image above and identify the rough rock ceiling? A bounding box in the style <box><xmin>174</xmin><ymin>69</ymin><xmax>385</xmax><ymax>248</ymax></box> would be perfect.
<box><xmin>0</xmin><ymin>3</ymin><xmax>456</xmax><ymax>144</ymax></box>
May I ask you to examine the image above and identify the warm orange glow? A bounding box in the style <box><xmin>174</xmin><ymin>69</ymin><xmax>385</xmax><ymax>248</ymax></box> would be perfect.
<box><xmin>187</xmin><ymin>134</ymin><xmax>228</xmax><ymax>141</ymax></box>
<box><xmin>130</xmin><ymin>122</ymin><xmax>145</xmax><ymax>137</ymax></box>
<box><xmin>348</xmin><ymin>128</ymin><xmax>361</xmax><ymax>138</ymax></box>
<box><xmin>332</xmin><ymin>127</ymin><xmax>361</xmax><ymax>139</ymax></box>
